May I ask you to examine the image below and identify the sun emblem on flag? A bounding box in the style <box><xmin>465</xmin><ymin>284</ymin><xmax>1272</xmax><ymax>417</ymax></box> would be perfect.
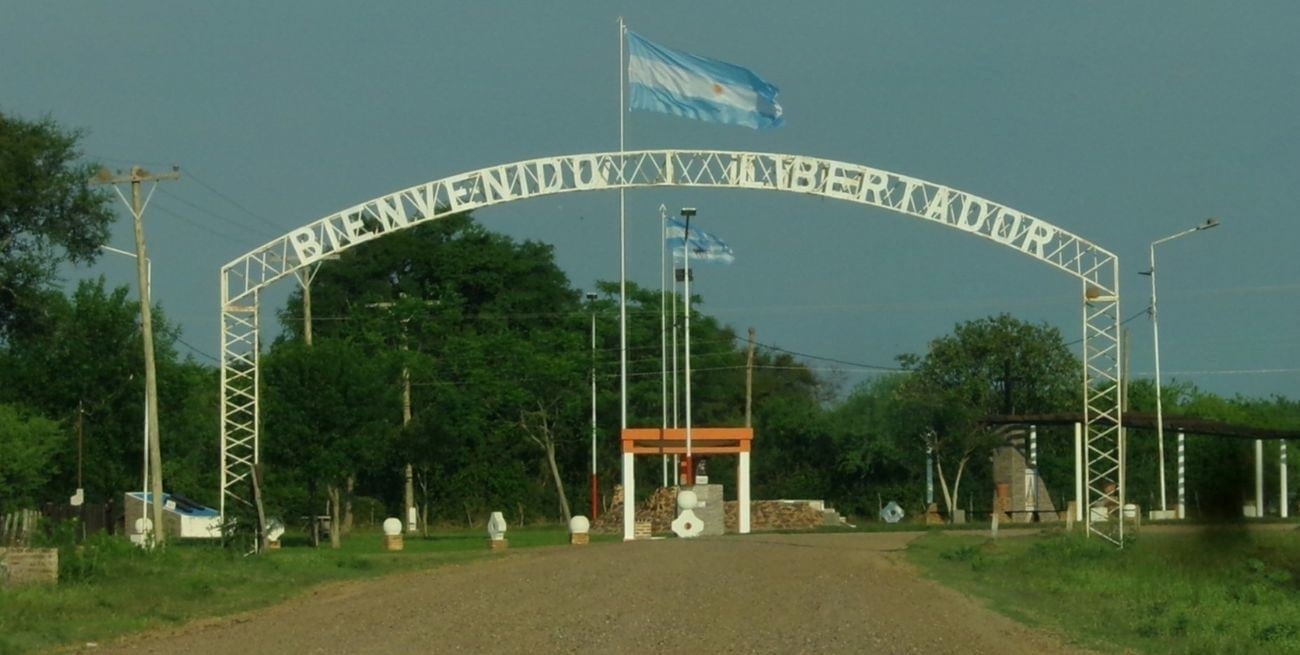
<box><xmin>711</xmin><ymin>83</ymin><xmax>724</xmax><ymax>95</ymax></box>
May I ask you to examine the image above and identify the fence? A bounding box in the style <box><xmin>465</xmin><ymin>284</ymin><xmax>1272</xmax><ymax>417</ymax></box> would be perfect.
<box><xmin>1</xmin><ymin>509</ymin><xmax>41</xmax><ymax>547</ymax></box>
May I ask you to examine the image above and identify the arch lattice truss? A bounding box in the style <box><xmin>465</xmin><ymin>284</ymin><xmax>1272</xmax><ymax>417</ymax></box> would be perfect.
<box><xmin>220</xmin><ymin>150</ymin><xmax>1125</xmax><ymax>545</ymax></box>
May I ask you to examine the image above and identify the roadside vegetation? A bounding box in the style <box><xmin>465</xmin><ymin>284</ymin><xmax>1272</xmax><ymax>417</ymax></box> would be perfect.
<box><xmin>909</xmin><ymin>529</ymin><xmax>1300</xmax><ymax>655</ymax></box>
<box><xmin>0</xmin><ymin>525</ymin><xmax>605</xmax><ymax>654</ymax></box>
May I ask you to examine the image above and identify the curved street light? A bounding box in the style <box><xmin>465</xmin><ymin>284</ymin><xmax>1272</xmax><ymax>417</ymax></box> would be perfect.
<box><xmin>1144</xmin><ymin>218</ymin><xmax>1219</xmax><ymax>517</ymax></box>
<box><xmin>100</xmin><ymin>245</ymin><xmax>152</xmax><ymax>542</ymax></box>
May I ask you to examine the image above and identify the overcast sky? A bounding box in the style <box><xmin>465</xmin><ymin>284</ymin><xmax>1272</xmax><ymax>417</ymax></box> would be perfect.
<box><xmin>4</xmin><ymin>1</ymin><xmax>1298</xmax><ymax>400</ymax></box>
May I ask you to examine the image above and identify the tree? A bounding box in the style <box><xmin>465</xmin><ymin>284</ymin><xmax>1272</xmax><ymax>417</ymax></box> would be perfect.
<box><xmin>0</xmin><ymin>278</ymin><xmax>193</xmax><ymax>505</ymax></box>
<box><xmin>262</xmin><ymin>338</ymin><xmax>397</xmax><ymax>547</ymax></box>
<box><xmin>897</xmin><ymin>314</ymin><xmax>1079</xmax><ymax>518</ymax></box>
<box><xmin>276</xmin><ymin>215</ymin><xmax>586</xmax><ymax>525</ymax></box>
<box><xmin>0</xmin><ymin>112</ymin><xmax>114</xmax><ymax>339</ymax></box>
<box><xmin>0</xmin><ymin>403</ymin><xmax>65</xmax><ymax>510</ymax></box>
<box><xmin>827</xmin><ymin>375</ymin><xmax>919</xmax><ymax>516</ymax></box>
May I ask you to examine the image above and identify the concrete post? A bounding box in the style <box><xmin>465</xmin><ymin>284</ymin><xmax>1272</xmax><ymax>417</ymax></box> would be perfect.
<box><xmin>1176</xmin><ymin>430</ymin><xmax>1186</xmax><ymax>520</ymax></box>
<box><xmin>622</xmin><ymin>452</ymin><xmax>635</xmax><ymax>540</ymax></box>
<box><xmin>1255</xmin><ymin>439</ymin><xmax>1265</xmax><ymax>518</ymax></box>
<box><xmin>739</xmin><ymin>451</ymin><xmax>751</xmax><ymax>534</ymax></box>
<box><xmin>1074</xmin><ymin>422</ymin><xmax>1084</xmax><ymax>522</ymax></box>
<box><xmin>1281</xmin><ymin>441</ymin><xmax>1289</xmax><ymax>519</ymax></box>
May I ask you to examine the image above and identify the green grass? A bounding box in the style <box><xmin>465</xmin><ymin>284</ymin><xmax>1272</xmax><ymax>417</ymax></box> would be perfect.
<box><xmin>907</xmin><ymin>527</ymin><xmax>1300</xmax><ymax>654</ymax></box>
<box><xmin>0</xmin><ymin>526</ymin><xmax>610</xmax><ymax>654</ymax></box>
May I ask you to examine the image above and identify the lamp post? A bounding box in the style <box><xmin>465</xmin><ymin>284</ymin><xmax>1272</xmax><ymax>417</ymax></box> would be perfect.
<box><xmin>679</xmin><ymin>208</ymin><xmax>697</xmax><ymax>486</ymax></box>
<box><xmin>1145</xmin><ymin>218</ymin><xmax>1219</xmax><ymax>514</ymax></box>
<box><xmin>101</xmin><ymin>245</ymin><xmax>152</xmax><ymax>541</ymax></box>
<box><xmin>587</xmin><ymin>291</ymin><xmax>599</xmax><ymax>520</ymax></box>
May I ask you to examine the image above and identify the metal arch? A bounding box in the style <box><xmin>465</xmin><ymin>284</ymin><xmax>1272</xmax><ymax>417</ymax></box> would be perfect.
<box><xmin>218</xmin><ymin>149</ymin><xmax>1124</xmax><ymax>543</ymax></box>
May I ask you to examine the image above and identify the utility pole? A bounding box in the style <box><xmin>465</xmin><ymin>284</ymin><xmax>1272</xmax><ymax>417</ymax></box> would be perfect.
<box><xmin>367</xmin><ymin>298</ymin><xmax>431</xmax><ymax>535</ymax></box>
<box><xmin>745</xmin><ymin>327</ymin><xmax>756</xmax><ymax>428</ymax></box>
<box><xmin>93</xmin><ymin>165</ymin><xmax>179</xmax><ymax>546</ymax></box>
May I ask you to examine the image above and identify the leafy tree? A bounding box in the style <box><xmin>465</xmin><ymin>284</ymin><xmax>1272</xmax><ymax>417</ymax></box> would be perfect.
<box><xmin>2</xmin><ymin>280</ymin><xmax>149</xmax><ymax>503</ymax></box>
<box><xmin>261</xmin><ymin>338</ymin><xmax>398</xmax><ymax>547</ymax></box>
<box><xmin>827</xmin><ymin>375</ymin><xmax>919</xmax><ymax>516</ymax></box>
<box><xmin>0</xmin><ymin>112</ymin><xmax>114</xmax><ymax>339</ymax></box>
<box><xmin>0</xmin><ymin>403</ymin><xmax>65</xmax><ymax>510</ymax></box>
<box><xmin>276</xmin><ymin>215</ymin><xmax>589</xmax><ymax>525</ymax></box>
<box><xmin>897</xmin><ymin>314</ymin><xmax>1079</xmax><ymax>517</ymax></box>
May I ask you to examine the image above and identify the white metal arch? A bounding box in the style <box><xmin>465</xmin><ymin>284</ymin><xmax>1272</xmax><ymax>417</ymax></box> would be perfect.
<box><xmin>220</xmin><ymin>150</ymin><xmax>1125</xmax><ymax>544</ymax></box>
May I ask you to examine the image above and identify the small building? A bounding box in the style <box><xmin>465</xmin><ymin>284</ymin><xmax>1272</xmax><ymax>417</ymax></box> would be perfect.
<box><xmin>124</xmin><ymin>492</ymin><xmax>221</xmax><ymax>541</ymax></box>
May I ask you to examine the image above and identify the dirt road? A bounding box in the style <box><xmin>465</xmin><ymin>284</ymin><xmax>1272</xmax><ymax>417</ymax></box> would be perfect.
<box><xmin>91</xmin><ymin>532</ymin><xmax>1089</xmax><ymax>654</ymax></box>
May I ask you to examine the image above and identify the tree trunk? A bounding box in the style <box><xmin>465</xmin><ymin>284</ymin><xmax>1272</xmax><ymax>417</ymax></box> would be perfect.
<box><xmin>327</xmin><ymin>485</ymin><xmax>342</xmax><ymax>549</ymax></box>
<box><xmin>934</xmin><ymin>454</ymin><xmax>971</xmax><ymax>518</ymax></box>
<box><xmin>935</xmin><ymin>458</ymin><xmax>954</xmax><ymax>516</ymax></box>
<box><xmin>417</xmin><ymin>467</ymin><xmax>431</xmax><ymax>537</ymax></box>
<box><xmin>342</xmin><ymin>474</ymin><xmax>355</xmax><ymax>535</ymax></box>
<box><xmin>309</xmin><ymin>481</ymin><xmax>320</xmax><ymax>548</ymax></box>
<box><xmin>544</xmin><ymin>439</ymin><xmax>572</xmax><ymax>524</ymax></box>
<box><xmin>949</xmin><ymin>456</ymin><xmax>970</xmax><ymax>522</ymax></box>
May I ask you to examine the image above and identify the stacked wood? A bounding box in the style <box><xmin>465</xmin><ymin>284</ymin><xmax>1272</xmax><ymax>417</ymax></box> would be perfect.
<box><xmin>724</xmin><ymin>500</ymin><xmax>825</xmax><ymax>532</ymax></box>
<box><xmin>593</xmin><ymin>489</ymin><xmax>834</xmax><ymax>534</ymax></box>
<box><xmin>591</xmin><ymin>486</ymin><xmax>678</xmax><ymax>534</ymax></box>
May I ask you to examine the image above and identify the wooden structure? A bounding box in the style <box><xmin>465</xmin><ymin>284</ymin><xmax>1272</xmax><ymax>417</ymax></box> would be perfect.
<box><xmin>620</xmin><ymin>427</ymin><xmax>753</xmax><ymax>539</ymax></box>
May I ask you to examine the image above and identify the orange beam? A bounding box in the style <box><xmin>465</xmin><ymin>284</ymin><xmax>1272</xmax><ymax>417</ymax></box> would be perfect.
<box><xmin>621</xmin><ymin>427</ymin><xmax>753</xmax><ymax>442</ymax></box>
<box><xmin>621</xmin><ymin>427</ymin><xmax>753</xmax><ymax>455</ymax></box>
<box><xmin>624</xmin><ymin>445</ymin><xmax>748</xmax><ymax>455</ymax></box>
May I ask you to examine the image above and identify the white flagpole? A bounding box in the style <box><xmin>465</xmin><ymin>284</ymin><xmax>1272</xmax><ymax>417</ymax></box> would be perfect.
<box><xmin>618</xmin><ymin>17</ymin><xmax>628</xmax><ymax>437</ymax></box>
<box><xmin>671</xmin><ymin>247</ymin><xmax>679</xmax><ymax>485</ymax></box>
<box><xmin>660</xmin><ymin>204</ymin><xmax>668</xmax><ymax>488</ymax></box>
<box><xmin>617</xmin><ymin>16</ymin><xmax>632</xmax><ymax>541</ymax></box>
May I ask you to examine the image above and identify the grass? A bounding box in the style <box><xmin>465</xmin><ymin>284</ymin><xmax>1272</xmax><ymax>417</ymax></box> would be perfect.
<box><xmin>907</xmin><ymin>526</ymin><xmax>1300</xmax><ymax>654</ymax></box>
<box><xmin>0</xmin><ymin>526</ymin><xmax>611</xmax><ymax>654</ymax></box>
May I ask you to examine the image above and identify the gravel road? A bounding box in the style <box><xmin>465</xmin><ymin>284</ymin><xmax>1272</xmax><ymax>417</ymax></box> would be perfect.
<box><xmin>90</xmin><ymin>532</ymin><xmax>1090</xmax><ymax>654</ymax></box>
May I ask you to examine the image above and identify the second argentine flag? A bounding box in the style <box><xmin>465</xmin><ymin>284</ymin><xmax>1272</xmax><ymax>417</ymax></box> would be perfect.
<box><xmin>667</xmin><ymin>217</ymin><xmax>735</xmax><ymax>264</ymax></box>
<box><xmin>627</xmin><ymin>31</ymin><xmax>784</xmax><ymax>130</ymax></box>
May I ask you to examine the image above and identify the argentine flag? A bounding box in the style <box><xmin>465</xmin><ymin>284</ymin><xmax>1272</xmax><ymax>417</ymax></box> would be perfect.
<box><xmin>667</xmin><ymin>217</ymin><xmax>735</xmax><ymax>264</ymax></box>
<box><xmin>627</xmin><ymin>31</ymin><xmax>784</xmax><ymax>130</ymax></box>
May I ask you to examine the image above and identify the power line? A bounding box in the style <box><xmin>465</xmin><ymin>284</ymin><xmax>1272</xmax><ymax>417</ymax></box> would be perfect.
<box><xmin>180</xmin><ymin>167</ymin><xmax>284</xmax><ymax>231</ymax></box>
<box><xmin>148</xmin><ymin>201</ymin><xmax>250</xmax><ymax>244</ymax></box>
<box><xmin>157</xmin><ymin>187</ymin><xmax>280</xmax><ymax>239</ymax></box>
<box><xmin>176</xmin><ymin>336</ymin><xmax>219</xmax><ymax>363</ymax></box>
<box><xmin>741</xmin><ymin>336</ymin><xmax>903</xmax><ymax>371</ymax></box>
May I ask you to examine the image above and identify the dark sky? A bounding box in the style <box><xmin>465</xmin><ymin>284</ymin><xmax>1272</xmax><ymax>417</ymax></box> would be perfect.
<box><xmin>5</xmin><ymin>1</ymin><xmax>1298</xmax><ymax>399</ymax></box>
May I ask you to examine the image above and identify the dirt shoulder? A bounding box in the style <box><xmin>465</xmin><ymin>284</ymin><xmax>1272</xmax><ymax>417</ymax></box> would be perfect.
<box><xmin>86</xmin><ymin>532</ymin><xmax>1091</xmax><ymax>655</ymax></box>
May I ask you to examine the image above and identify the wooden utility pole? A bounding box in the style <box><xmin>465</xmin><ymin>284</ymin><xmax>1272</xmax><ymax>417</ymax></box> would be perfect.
<box><xmin>367</xmin><ymin>299</ymin><xmax>427</xmax><ymax>535</ymax></box>
<box><xmin>745</xmin><ymin>327</ymin><xmax>756</xmax><ymax>428</ymax></box>
<box><xmin>93</xmin><ymin>165</ymin><xmax>179</xmax><ymax>546</ymax></box>
<box><xmin>76</xmin><ymin>402</ymin><xmax>84</xmax><ymax>490</ymax></box>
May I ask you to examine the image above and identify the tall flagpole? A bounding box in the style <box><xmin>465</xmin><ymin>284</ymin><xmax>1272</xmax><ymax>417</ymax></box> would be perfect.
<box><xmin>671</xmin><ymin>247</ymin><xmax>679</xmax><ymax>485</ymax></box>
<box><xmin>617</xmin><ymin>16</ymin><xmax>632</xmax><ymax>541</ymax></box>
<box><xmin>618</xmin><ymin>18</ymin><xmax>627</xmax><ymax>438</ymax></box>
<box><xmin>660</xmin><ymin>204</ymin><xmax>668</xmax><ymax>488</ymax></box>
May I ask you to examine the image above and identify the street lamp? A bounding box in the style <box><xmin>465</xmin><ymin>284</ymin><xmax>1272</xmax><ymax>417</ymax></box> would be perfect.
<box><xmin>1144</xmin><ymin>218</ymin><xmax>1219</xmax><ymax>517</ymax></box>
<box><xmin>587</xmin><ymin>291</ymin><xmax>599</xmax><ymax>520</ymax></box>
<box><xmin>679</xmin><ymin>207</ymin><xmax>696</xmax><ymax>486</ymax></box>
<box><xmin>101</xmin><ymin>245</ymin><xmax>152</xmax><ymax>542</ymax></box>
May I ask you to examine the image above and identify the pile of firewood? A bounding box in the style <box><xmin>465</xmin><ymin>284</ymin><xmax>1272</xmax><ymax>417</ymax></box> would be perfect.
<box><xmin>592</xmin><ymin>488</ymin><xmax>830</xmax><ymax>534</ymax></box>
<box><xmin>724</xmin><ymin>500</ymin><xmax>824</xmax><ymax>531</ymax></box>
<box><xmin>591</xmin><ymin>486</ymin><xmax>678</xmax><ymax>534</ymax></box>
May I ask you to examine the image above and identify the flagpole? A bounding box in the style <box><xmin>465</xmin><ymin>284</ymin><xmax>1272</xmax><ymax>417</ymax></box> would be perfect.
<box><xmin>660</xmin><ymin>204</ymin><xmax>668</xmax><ymax>488</ymax></box>
<box><xmin>616</xmin><ymin>17</ymin><xmax>626</xmax><ymax>436</ymax></box>
<box><xmin>617</xmin><ymin>16</ymin><xmax>632</xmax><ymax>542</ymax></box>
<box><xmin>671</xmin><ymin>250</ymin><xmax>679</xmax><ymax>485</ymax></box>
